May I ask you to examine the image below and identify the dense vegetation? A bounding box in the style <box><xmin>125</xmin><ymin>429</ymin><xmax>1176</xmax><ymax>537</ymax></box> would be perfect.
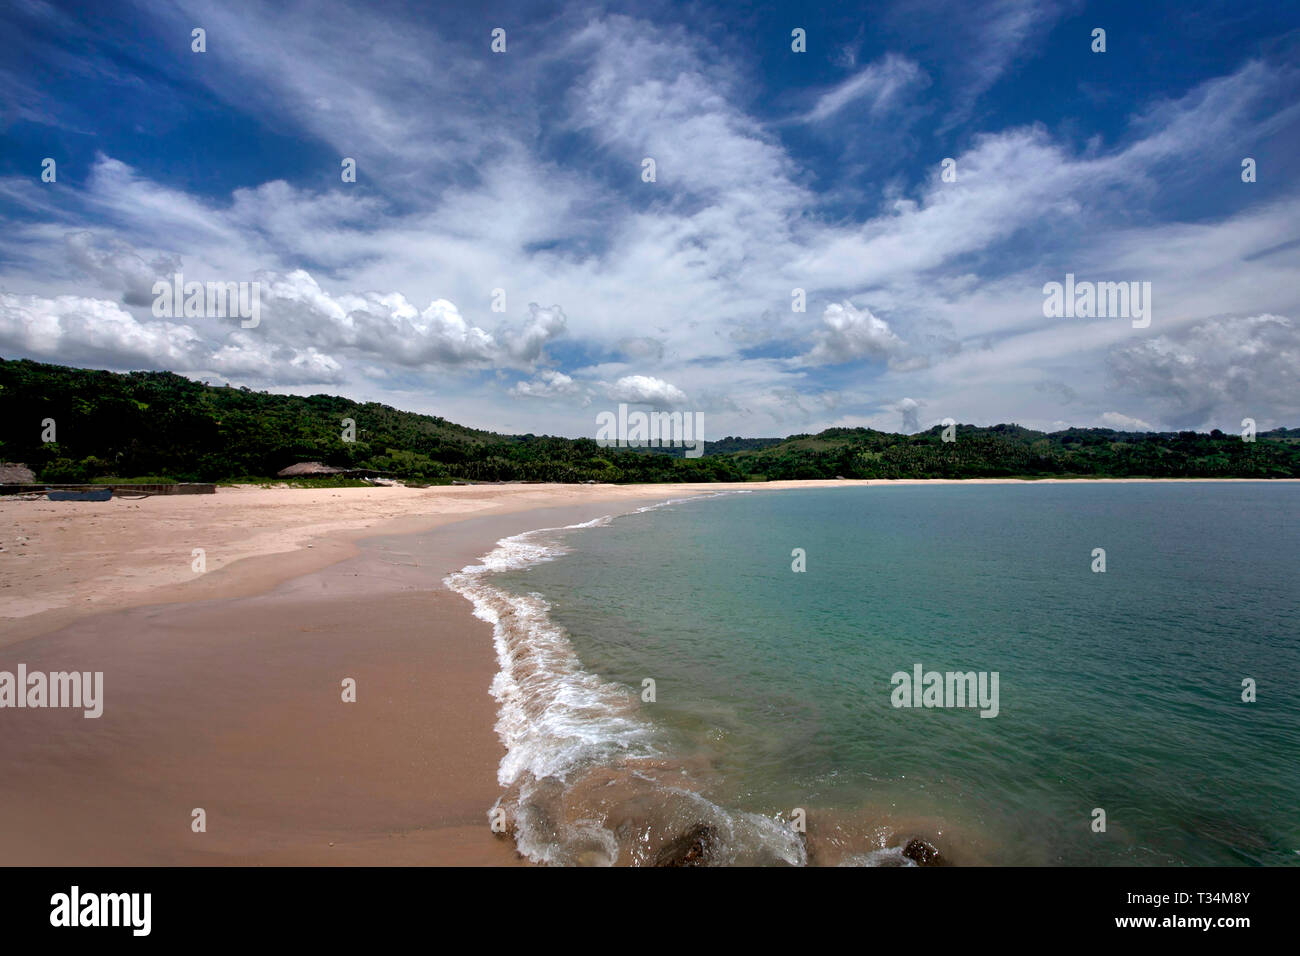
<box><xmin>2</xmin><ymin>358</ymin><xmax>1297</xmax><ymax>483</ymax></box>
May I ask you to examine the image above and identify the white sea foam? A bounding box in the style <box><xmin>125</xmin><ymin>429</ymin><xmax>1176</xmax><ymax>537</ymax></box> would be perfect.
<box><xmin>443</xmin><ymin>491</ymin><xmax>805</xmax><ymax>866</ymax></box>
<box><xmin>445</xmin><ymin>514</ymin><xmax>654</xmax><ymax>786</ymax></box>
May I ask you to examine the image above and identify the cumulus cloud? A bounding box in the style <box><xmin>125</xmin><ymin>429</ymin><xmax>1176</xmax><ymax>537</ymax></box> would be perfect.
<box><xmin>510</xmin><ymin>369</ymin><xmax>588</xmax><ymax>402</ymax></box>
<box><xmin>204</xmin><ymin>330</ymin><xmax>343</xmax><ymax>383</ymax></box>
<box><xmin>605</xmin><ymin>374</ymin><xmax>688</xmax><ymax>408</ymax></box>
<box><xmin>0</xmin><ymin>291</ymin><xmax>343</xmax><ymax>384</ymax></box>
<box><xmin>0</xmin><ymin>293</ymin><xmax>197</xmax><ymax>367</ymax></box>
<box><xmin>255</xmin><ymin>271</ymin><xmax>499</xmax><ymax>368</ymax></box>
<box><xmin>804</xmin><ymin>301</ymin><xmax>904</xmax><ymax>365</ymax></box>
<box><xmin>2</xmin><ymin>241</ymin><xmax>577</xmax><ymax>394</ymax></box>
<box><xmin>500</xmin><ymin>303</ymin><xmax>567</xmax><ymax>364</ymax></box>
<box><xmin>896</xmin><ymin>396</ymin><xmax>923</xmax><ymax>432</ymax></box>
<box><xmin>204</xmin><ymin>271</ymin><xmax>566</xmax><ymax>372</ymax></box>
<box><xmin>1107</xmin><ymin>314</ymin><xmax>1299</xmax><ymax>429</ymax></box>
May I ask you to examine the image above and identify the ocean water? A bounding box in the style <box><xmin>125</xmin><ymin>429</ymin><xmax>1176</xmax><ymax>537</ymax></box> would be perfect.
<box><xmin>446</xmin><ymin>484</ymin><xmax>1300</xmax><ymax>866</ymax></box>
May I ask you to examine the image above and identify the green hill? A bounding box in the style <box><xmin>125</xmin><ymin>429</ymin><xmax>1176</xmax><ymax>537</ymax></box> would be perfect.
<box><xmin>1</xmin><ymin>358</ymin><xmax>1297</xmax><ymax>483</ymax></box>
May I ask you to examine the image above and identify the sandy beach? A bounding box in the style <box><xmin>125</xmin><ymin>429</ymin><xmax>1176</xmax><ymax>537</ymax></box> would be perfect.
<box><xmin>0</xmin><ymin>482</ymin><xmax>691</xmax><ymax>864</ymax></box>
<box><xmin>0</xmin><ymin>477</ymin><xmax>1292</xmax><ymax>866</ymax></box>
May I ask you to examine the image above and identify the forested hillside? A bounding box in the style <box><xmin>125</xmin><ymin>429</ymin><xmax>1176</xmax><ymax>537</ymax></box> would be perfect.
<box><xmin>2</xmin><ymin>358</ymin><xmax>1296</xmax><ymax>483</ymax></box>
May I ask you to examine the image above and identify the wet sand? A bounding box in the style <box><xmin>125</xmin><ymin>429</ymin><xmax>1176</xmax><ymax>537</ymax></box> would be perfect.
<box><xmin>0</xmin><ymin>494</ymin><xmax>664</xmax><ymax>865</ymax></box>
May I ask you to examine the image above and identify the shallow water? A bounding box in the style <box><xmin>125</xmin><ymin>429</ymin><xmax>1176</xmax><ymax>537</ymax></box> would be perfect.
<box><xmin>448</xmin><ymin>484</ymin><xmax>1300</xmax><ymax>866</ymax></box>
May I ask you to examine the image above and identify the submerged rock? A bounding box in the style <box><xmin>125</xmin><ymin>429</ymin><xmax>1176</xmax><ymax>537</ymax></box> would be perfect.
<box><xmin>901</xmin><ymin>836</ymin><xmax>945</xmax><ymax>866</ymax></box>
<box><xmin>653</xmin><ymin>824</ymin><xmax>718</xmax><ymax>867</ymax></box>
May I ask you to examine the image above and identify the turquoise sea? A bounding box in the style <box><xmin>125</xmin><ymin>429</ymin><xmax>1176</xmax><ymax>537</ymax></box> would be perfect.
<box><xmin>448</xmin><ymin>484</ymin><xmax>1300</xmax><ymax>866</ymax></box>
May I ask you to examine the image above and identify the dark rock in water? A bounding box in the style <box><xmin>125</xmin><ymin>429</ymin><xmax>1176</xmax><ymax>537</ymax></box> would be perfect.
<box><xmin>901</xmin><ymin>837</ymin><xmax>945</xmax><ymax>866</ymax></box>
<box><xmin>653</xmin><ymin>824</ymin><xmax>718</xmax><ymax>867</ymax></box>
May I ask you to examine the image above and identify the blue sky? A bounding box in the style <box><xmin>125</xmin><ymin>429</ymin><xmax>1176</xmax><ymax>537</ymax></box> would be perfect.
<box><xmin>1</xmin><ymin>0</ymin><xmax>1297</xmax><ymax>437</ymax></box>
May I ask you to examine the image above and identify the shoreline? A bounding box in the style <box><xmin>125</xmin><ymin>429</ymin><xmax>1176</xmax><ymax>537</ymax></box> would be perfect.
<box><xmin>0</xmin><ymin>493</ymin><xmax>672</xmax><ymax>865</ymax></box>
<box><xmin>3</xmin><ymin>478</ymin><xmax>1293</xmax><ymax>645</ymax></box>
<box><xmin>1</xmin><ymin>479</ymin><xmax>1296</xmax><ymax>865</ymax></box>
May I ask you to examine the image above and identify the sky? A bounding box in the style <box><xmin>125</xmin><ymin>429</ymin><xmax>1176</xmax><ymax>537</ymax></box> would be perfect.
<box><xmin>0</xmin><ymin>0</ymin><xmax>1297</xmax><ymax>438</ymax></box>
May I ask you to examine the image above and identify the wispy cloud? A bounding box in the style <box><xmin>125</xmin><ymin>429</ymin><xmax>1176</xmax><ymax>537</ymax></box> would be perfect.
<box><xmin>803</xmin><ymin>54</ymin><xmax>928</xmax><ymax>123</ymax></box>
<box><xmin>0</xmin><ymin>0</ymin><xmax>1296</xmax><ymax>438</ymax></box>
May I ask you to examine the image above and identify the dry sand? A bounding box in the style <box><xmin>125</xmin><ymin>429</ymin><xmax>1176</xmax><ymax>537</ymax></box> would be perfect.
<box><xmin>0</xmin><ymin>477</ymin><xmax>1289</xmax><ymax>865</ymax></box>
<box><xmin>1</xmin><ymin>482</ymin><xmax>710</xmax><ymax>642</ymax></box>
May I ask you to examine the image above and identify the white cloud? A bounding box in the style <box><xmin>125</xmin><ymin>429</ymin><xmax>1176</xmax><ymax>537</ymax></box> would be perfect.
<box><xmin>501</xmin><ymin>304</ymin><xmax>568</xmax><ymax>365</ymax></box>
<box><xmin>0</xmin><ymin>291</ymin><xmax>343</xmax><ymax>384</ymax></box>
<box><xmin>0</xmin><ymin>7</ymin><xmax>1296</xmax><ymax>439</ymax></box>
<box><xmin>804</xmin><ymin>301</ymin><xmax>904</xmax><ymax>365</ymax></box>
<box><xmin>510</xmin><ymin>370</ymin><xmax>587</xmax><ymax>401</ymax></box>
<box><xmin>931</xmin><ymin>0</ymin><xmax>1067</xmax><ymax>128</ymax></box>
<box><xmin>896</xmin><ymin>396</ymin><xmax>923</xmax><ymax>432</ymax></box>
<box><xmin>1107</xmin><ymin>314</ymin><xmax>1299</xmax><ymax>429</ymax></box>
<box><xmin>804</xmin><ymin>54</ymin><xmax>927</xmax><ymax>123</ymax></box>
<box><xmin>1099</xmin><ymin>411</ymin><xmax>1155</xmax><ymax>431</ymax></box>
<box><xmin>64</xmin><ymin>231</ymin><xmax>181</xmax><ymax>306</ymax></box>
<box><xmin>605</xmin><ymin>375</ymin><xmax>688</xmax><ymax>408</ymax></box>
<box><xmin>0</xmin><ymin>292</ymin><xmax>198</xmax><ymax>367</ymax></box>
<box><xmin>253</xmin><ymin>270</ymin><xmax>503</xmax><ymax>368</ymax></box>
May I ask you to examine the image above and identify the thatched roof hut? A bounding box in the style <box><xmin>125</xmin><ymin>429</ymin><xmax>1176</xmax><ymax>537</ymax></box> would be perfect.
<box><xmin>0</xmin><ymin>462</ymin><xmax>35</xmax><ymax>484</ymax></box>
<box><xmin>276</xmin><ymin>461</ymin><xmax>346</xmax><ymax>478</ymax></box>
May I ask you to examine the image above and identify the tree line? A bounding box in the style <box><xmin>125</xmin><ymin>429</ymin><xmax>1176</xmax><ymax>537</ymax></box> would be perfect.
<box><xmin>1</xmin><ymin>358</ymin><xmax>1296</xmax><ymax>483</ymax></box>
